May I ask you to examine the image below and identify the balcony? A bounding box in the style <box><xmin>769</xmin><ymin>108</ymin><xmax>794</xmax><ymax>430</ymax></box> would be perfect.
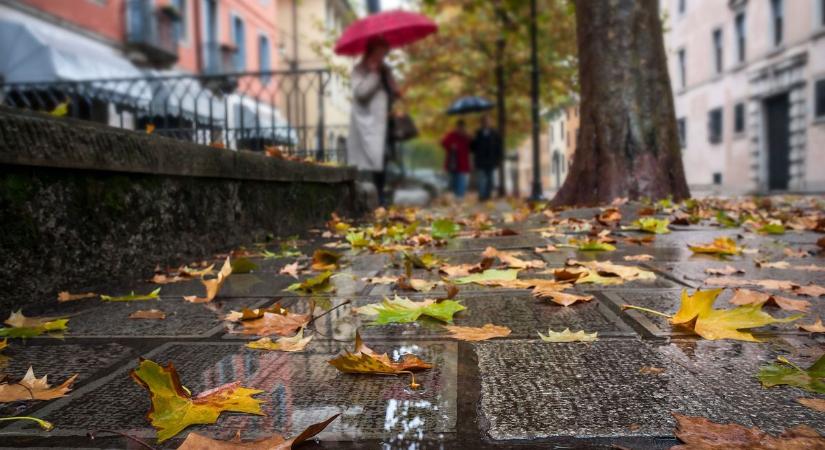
<box><xmin>125</xmin><ymin>0</ymin><xmax>179</xmax><ymax>67</ymax></box>
<box><xmin>202</xmin><ymin>41</ymin><xmax>238</xmax><ymax>92</ymax></box>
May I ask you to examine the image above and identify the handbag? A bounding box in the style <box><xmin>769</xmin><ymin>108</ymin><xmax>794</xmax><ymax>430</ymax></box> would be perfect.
<box><xmin>392</xmin><ymin>113</ymin><xmax>418</xmax><ymax>142</ymax></box>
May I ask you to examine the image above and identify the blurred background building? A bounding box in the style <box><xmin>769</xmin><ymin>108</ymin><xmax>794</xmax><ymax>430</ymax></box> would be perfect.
<box><xmin>661</xmin><ymin>0</ymin><xmax>825</xmax><ymax>193</ymax></box>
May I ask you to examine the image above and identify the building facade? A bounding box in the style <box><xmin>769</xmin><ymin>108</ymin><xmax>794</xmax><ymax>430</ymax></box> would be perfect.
<box><xmin>515</xmin><ymin>103</ymin><xmax>579</xmax><ymax>196</ymax></box>
<box><xmin>661</xmin><ymin>0</ymin><xmax>825</xmax><ymax>193</ymax></box>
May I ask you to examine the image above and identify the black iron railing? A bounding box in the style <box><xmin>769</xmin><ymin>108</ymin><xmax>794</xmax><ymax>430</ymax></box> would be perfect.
<box><xmin>0</xmin><ymin>69</ymin><xmax>348</xmax><ymax>162</ymax></box>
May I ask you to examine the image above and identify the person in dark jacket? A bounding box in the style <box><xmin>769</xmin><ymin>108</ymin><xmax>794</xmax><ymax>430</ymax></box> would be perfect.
<box><xmin>470</xmin><ymin>115</ymin><xmax>503</xmax><ymax>201</ymax></box>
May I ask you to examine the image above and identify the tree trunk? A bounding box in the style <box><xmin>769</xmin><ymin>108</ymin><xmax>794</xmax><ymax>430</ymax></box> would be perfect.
<box><xmin>552</xmin><ymin>0</ymin><xmax>690</xmax><ymax>206</ymax></box>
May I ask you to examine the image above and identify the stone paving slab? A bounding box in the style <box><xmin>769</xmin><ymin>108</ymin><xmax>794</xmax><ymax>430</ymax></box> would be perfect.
<box><xmin>3</xmin><ymin>340</ymin><xmax>458</xmax><ymax>446</ymax></box>
<box><xmin>475</xmin><ymin>339</ymin><xmax>825</xmax><ymax>441</ymax></box>
<box><xmin>649</xmin><ymin>259</ymin><xmax>825</xmax><ymax>290</ymax></box>
<box><xmin>444</xmin><ymin>234</ymin><xmax>549</xmax><ymax>251</ymax></box>
<box><xmin>601</xmin><ymin>289</ymin><xmax>815</xmax><ymax>339</ymax></box>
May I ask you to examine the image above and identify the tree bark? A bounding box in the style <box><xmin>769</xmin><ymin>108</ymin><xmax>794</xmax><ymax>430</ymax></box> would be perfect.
<box><xmin>552</xmin><ymin>0</ymin><xmax>690</xmax><ymax>206</ymax></box>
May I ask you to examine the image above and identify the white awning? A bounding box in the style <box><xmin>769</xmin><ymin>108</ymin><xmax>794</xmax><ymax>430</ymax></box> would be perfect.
<box><xmin>0</xmin><ymin>9</ymin><xmax>143</xmax><ymax>83</ymax></box>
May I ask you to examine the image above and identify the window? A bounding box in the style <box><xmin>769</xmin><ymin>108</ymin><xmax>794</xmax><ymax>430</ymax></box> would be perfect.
<box><xmin>708</xmin><ymin>108</ymin><xmax>723</xmax><ymax>143</ymax></box>
<box><xmin>734</xmin><ymin>13</ymin><xmax>746</xmax><ymax>63</ymax></box>
<box><xmin>259</xmin><ymin>34</ymin><xmax>271</xmax><ymax>83</ymax></box>
<box><xmin>816</xmin><ymin>79</ymin><xmax>825</xmax><ymax>118</ymax></box>
<box><xmin>734</xmin><ymin>103</ymin><xmax>745</xmax><ymax>133</ymax></box>
<box><xmin>771</xmin><ymin>0</ymin><xmax>783</xmax><ymax>46</ymax></box>
<box><xmin>232</xmin><ymin>16</ymin><xmax>246</xmax><ymax>71</ymax></box>
<box><xmin>172</xmin><ymin>0</ymin><xmax>187</xmax><ymax>43</ymax></box>
<box><xmin>821</xmin><ymin>0</ymin><xmax>825</xmax><ymax>27</ymax></box>
<box><xmin>713</xmin><ymin>173</ymin><xmax>722</xmax><ymax>185</ymax></box>
<box><xmin>677</xmin><ymin>118</ymin><xmax>687</xmax><ymax>148</ymax></box>
<box><xmin>712</xmin><ymin>28</ymin><xmax>723</xmax><ymax>74</ymax></box>
<box><xmin>677</xmin><ymin>48</ymin><xmax>686</xmax><ymax>88</ymax></box>
<box><xmin>678</xmin><ymin>0</ymin><xmax>686</xmax><ymax>14</ymax></box>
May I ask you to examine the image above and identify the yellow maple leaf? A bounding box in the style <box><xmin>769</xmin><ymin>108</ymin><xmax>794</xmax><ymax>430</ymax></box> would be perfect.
<box><xmin>533</xmin><ymin>289</ymin><xmax>594</xmax><ymax>306</ymax></box>
<box><xmin>130</xmin><ymin>359</ymin><xmax>264</xmax><ymax>443</ymax></box>
<box><xmin>444</xmin><ymin>324</ymin><xmax>511</xmax><ymax>341</ymax></box>
<box><xmin>0</xmin><ymin>367</ymin><xmax>78</xmax><ymax>402</ymax></box>
<box><xmin>183</xmin><ymin>257</ymin><xmax>232</xmax><ymax>303</ymax></box>
<box><xmin>688</xmin><ymin>237</ymin><xmax>741</xmax><ymax>255</ymax></box>
<box><xmin>245</xmin><ymin>327</ymin><xmax>312</xmax><ymax>352</ymax></box>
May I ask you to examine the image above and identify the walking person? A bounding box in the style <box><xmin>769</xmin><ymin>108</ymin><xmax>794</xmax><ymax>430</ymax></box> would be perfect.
<box><xmin>347</xmin><ymin>37</ymin><xmax>400</xmax><ymax>206</ymax></box>
<box><xmin>470</xmin><ymin>115</ymin><xmax>503</xmax><ymax>201</ymax></box>
<box><xmin>440</xmin><ymin>119</ymin><xmax>472</xmax><ymax>199</ymax></box>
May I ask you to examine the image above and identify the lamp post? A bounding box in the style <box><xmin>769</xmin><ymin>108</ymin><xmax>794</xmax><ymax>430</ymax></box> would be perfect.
<box><xmin>528</xmin><ymin>0</ymin><xmax>544</xmax><ymax>201</ymax></box>
<box><xmin>495</xmin><ymin>4</ymin><xmax>507</xmax><ymax>198</ymax></box>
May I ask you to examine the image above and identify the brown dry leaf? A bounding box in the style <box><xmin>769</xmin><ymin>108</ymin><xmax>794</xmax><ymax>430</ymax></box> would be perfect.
<box><xmin>729</xmin><ymin>289</ymin><xmax>810</xmax><ymax>312</ymax></box>
<box><xmin>444</xmin><ymin>324</ymin><xmax>512</xmax><ymax>341</ymax></box>
<box><xmin>177</xmin><ymin>414</ymin><xmax>339</xmax><ymax>450</ymax></box>
<box><xmin>755</xmin><ymin>260</ymin><xmax>791</xmax><ymax>269</ymax></box>
<box><xmin>639</xmin><ymin>366</ymin><xmax>665</xmax><ymax>375</ymax></box>
<box><xmin>183</xmin><ymin>257</ymin><xmax>232</xmax><ymax>303</ymax></box>
<box><xmin>279</xmin><ymin>261</ymin><xmax>302</xmax><ymax>279</ymax></box>
<box><xmin>362</xmin><ymin>275</ymin><xmax>398</xmax><ymax>285</ymax></box>
<box><xmin>328</xmin><ymin>331</ymin><xmax>432</xmax><ymax>388</ymax></box>
<box><xmin>129</xmin><ymin>309</ymin><xmax>167</xmax><ymax>320</ymax></box>
<box><xmin>818</xmin><ymin>237</ymin><xmax>825</xmax><ymax>249</ymax></box>
<box><xmin>225</xmin><ymin>303</ymin><xmax>286</xmax><ymax>322</ymax></box>
<box><xmin>624</xmin><ymin>254</ymin><xmax>654</xmax><ymax>262</ymax></box>
<box><xmin>624</xmin><ymin>235</ymin><xmax>655</xmax><ymax>246</ymax></box>
<box><xmin>245</xmin><ymin>328</ymin><xmax>312</xmax><ymax>352</ymax></box>
<box><xmin>704</xmin><ymin>265</ymin><xmax>744</xmax><ymax>276</ymax></box>
<box><xmin>0</xmin><ymin>367</ymin><xmax>78</xmax><ymax>402</ymax></box>
<box><xmin>533</xmin><ymin>289</ymin><xmax>594</xmax><ymax>307</ymax></box>
<box><xmin>239</xmin><ymin>307</ymin><xmax>311</xmax><ymax>337</ymax></box>
<box><xmin>671</xmin><ymin>413</ymin><xmax>825</xmax><ymax>449</ymax></box>
<box><xmin>596</xmin><ymin>208</ymin><xmax>622</xmax><ymax>226</ymax></box>
<box><xmin>799</xmin><ymin>318</ymin><xmax>825</xmax><ymax>333</ymax></box>
<box><xmin>57</xmin><ymin>291</ymin><xmax>96</xmax><ymax>302</ymax></box>
<box><xmin>797</xmin><ymin>398</ymin><xmax>825</xmax><ymax>413</ymax></box>
<box><xmin>534</xmin><ymin>244</ymin><xmax>558</xmax><ymax>253</ymax></box>
<box><xmin>783</xmin><ymin>247</ymin><xmax>809</xmax><ymax>258</ymax></box>
<box><xmin>704</xmin><ymin>277</ymin><xmax>798</xmax><ymax>291</ymax></box>
<box><xmin>794</xmin><ymin>284</ymin><xmax>825</xmax><ymax>297</ymax></box>
<box><xmin>396</xmin><ymin>276</ymin><xmax>439</xmax><ymax>292</ymax></box>
<box><xmin>481</xmin><ymin>247</ymin><xmax>545</xmax><ymax>269</ymax></box>
<box><xmin>151</xmin><ymin>274</ymin><xmax>186</xmax><ymax>284</ymax></box>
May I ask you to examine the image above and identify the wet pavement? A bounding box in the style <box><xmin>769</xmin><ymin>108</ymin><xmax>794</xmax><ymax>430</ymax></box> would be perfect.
<box><xmin>1</xmin><ymin>199</ymin><xmax>824</xmax><ymax>449</ymax></box>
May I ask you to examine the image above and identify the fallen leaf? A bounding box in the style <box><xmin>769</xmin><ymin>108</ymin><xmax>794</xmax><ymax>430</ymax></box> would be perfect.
<box><xmin>396</xmin><ymin>276</ymin><xmax>439</xmax><ymax>292</ymax></box>
<box><xmin>245</xmin><ymin>327</ymin><xmax>312</xmax><ymax>352</ymax></box>
<box><xmin>431</xmin><ymin>219</ymin><xmax>460</xmax><ymax>239</ymax></box>
<box><xmin>328</xmin><ymin>331</ymin><xmax>431</xmax><ymax>388</ymax></box>
<box><xmin>729</xmin><ymin>289</ymin><xmax>810</xmax><ymax>312</ymax></box>
<box><xmin>0</xmin><ymin>367</ymin><xmax>77</xmax><ymax>402</ymax></box>
<box><xmin>534</xmin><ymin>244</ymin><xmax>558</xmax><ymax>253</ymax></box>
<box><xmin>624</xmin><ymin>254</ymin><xmax>654</xmax><ymax>262</ymax></box>
<box><xmin>452</xmin><ymin>269</ymin><xmax>521</xmax><ymax>285</ymax></box>
<box><xmin>183</xmin><ymin>257</ymin><xmax>232</xmax><ymax>303</ymax></box>
<box><xmin>624</xmin><ymin>235</ymin><xmax>655</xmax><ymax>246</ymax></box>
<box><xmin>639</xmin><ymin>366</ymin><xmax>665</xmax><ymax>375</ymax></box>
<box><xmin>177</xmin><ymin>414</ymin><xmax>340</xmax><ymax>450</ymax></box>
<box><xmin>757</xmin><ymin>354</ymin><xmax>825</xmax><ymax>394</ymax></box>
<box><xmin>355</xmin><ymin>295</ymin><xmax>465</xmax><ymax>324</ymax></box>
<box><xmin>57</xmin><ymin>291</ymin><xmax>96</xmax><ymax>302</ymax></box>
<box><xmin>533</xmin><ymin>289</ymin><xmax>594</xmax><ymax>307</ymax></box>
<box><xmin>311</xmin><ymin>249</ymin><xmax>342</xmax><ymax>271</ymax></box>
<box><xmin>49</xmin><ymin>100</ymin><xmax>69</xmax><ymax>117</ymax></box>
<box><xmin>671</xmin><ymin>413</ymin><xmax>825</xmax><ymax>450</ymax></box>
<box><xmin>799</xmin><ymin>318</ymin><xmax>825</xmax><ymax>333</ymax></box>
<box><xmin>794</xmin><ymin>284</ymin><xmax>825</xmax><ymax>297</ymax></box>
<box><xmin>757</xmin><ymin>223</ymin><xmax>786</xmax><ymax>235</ymax></box>
<box><xmin>129</xmin><ymin>309</ymin><xmax>167</xmax><ymax>320</ymax></box>
<box><xmin>404</xmin><ymin>252</ymin><xmax>444</xmax><ymax>270</ymax></box>
<box><xmin>361</xmin><ymin>275</ymin><xmax>398</xmax><ymax>285</ymax></box>
<box><xmin>704</xmin><ymin>265</ymin><xmax>744</xmax><ymax>276</ymax></box>
<box><xmin>285</xmin><ymin>271</ymin><xmax>334</xmax><ymax>294</ymax></box>
<box><xmin>0</xmin><ymin>311</ymin><xmax>68</xmax><ymax>338</ymax></box>
<box><xmin>481</xmin><ymin>247</ymin><xmax>545</xmax><ymax>269</ymax></box>
<box><xmin>783</xmin><ymin>247</ymin><xmax>809</xmax><ymax>258</ymax></box>
<box><xmin>444</xmin><ymin>324</ymin><xmax>511</xmax><ymax>341</ymax></box>
<box><xmin>596</xmin><ymin>208</ymin><xmax>622</xmax><ymax>225</ymax></box>
<box><xmin>797</xmin><ymin>398</ymin><xmax>825</xmax><ymax>413</ymax></box>
<box><xmin>576</xmin><ymin>240</ymin><xmax>616</xmax><ymax>251</ymax></box>
<box><xmin>559</xmin><ymin>260</ymin><xmax>656</xmax><ymax>285</ymax></box>
<box><xmin>279</xmin><ymin>261</ymin><xmax>302</xmax><ymax>279</ymax></box>
<box><xmin>225</xmin><ymin>303</ymin><xmax>287</xmax><ymax>322</ymax></box>
<box><xmin>131</xmin><ymin>359</ymin><xmax>264</xmax><ymax>443</ymax></box>
<box><xmin>102</xmin><ymin>288</ymin><xmax>161</xmax><ymax>302</ymax></box>
<box><xmin>625</xmin><ymin>217</ymin><xmax>671</xmax><ymax>234</ymax></box>
<box><xmin>704</xmin><ymin>277</ymin><xmax>797</xmax><ymax>291</ymax></box>
<box><xmin>538</xmin><ymin>328</ymin><xmax>598</xmax><ymax>342</ymax></box>
<box><xmin>688</xmin><ymin>237</ymin><xmax>741</xmax><ymax>255</ymax></box>
<box><xmin>239</xmin><ymin>308</ymin><xmax>311</xmax><ymax>337</ymax></box>
<box><xmin>755</xmin><ymin>260</ymin><xmax>790</xmax><ymax>269</ymax></box>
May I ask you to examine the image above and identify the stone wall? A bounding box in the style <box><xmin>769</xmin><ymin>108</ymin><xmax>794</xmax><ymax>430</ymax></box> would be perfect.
<box><xmin>0</xmin><ymin>107</ymin><xmax>365</xmax><ymax>314</ymax></box>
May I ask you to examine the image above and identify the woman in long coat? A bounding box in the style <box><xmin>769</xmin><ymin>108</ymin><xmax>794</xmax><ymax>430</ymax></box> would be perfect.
<box><xmin>347</xmin><ymin>38</ymin><xmax>397</xmax><ymax>206</ymax></box>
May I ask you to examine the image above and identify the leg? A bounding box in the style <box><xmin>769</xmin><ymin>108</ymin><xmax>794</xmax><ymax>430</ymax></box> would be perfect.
<box><xmin>456</xmin><ymin>173</ymin><xmax>468</xmax><ymax>199</ymax></box>
<box><xmin>373</xmin><ymin>171</ymin><xmax>386</xmax><ymax>206</ymax></box>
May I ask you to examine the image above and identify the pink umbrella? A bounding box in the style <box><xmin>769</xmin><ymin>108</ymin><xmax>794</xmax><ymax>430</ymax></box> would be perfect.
<box><xmin>334</xmin><ymin>10</ymin><xmax>437</xmax><ymax>56</ymax></box>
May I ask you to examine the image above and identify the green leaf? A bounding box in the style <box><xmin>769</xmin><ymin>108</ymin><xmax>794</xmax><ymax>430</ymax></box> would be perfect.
<box><xmin>431</xmin><ymin>219</ymin><xmax>460</xmax><ymax>239</ymax></box>
<box><xmin>357</xmin><ymin>296</ymin><xmax>466</xmax><ymax>324</ymax></box>
<box><xmin>101</xmin><ymin>288</ymin><xmax>161</xmax><ymax>302</ymax></box>
<box><xmin>757</xmin><ymin>223</ymin><xmax>785</xmax><ymax>235</ymax></box>
<box><xmin>716</xmin><ymin>210</ymin><xmax>739</xmax><ymax>228</ymax></box>
<box><xmin>404</xmin><ymin>252</ymin><xmax>443</xmax><ymax>270</ymax></box>
<box><xmin>0</xmin><ymin>319</ymin><xmax>69</xmax><ymax>338</ymax></box>
<box><xmin>627</xmin><ymin>217</ymin><xmax>671</xmax><ymax>234</ymax></box>
<box><xmin>285</xmin><ymin>271</ymin><xmax>334</xmax><ymax>294</ymax></box>
<box><xmin>757</xmin><ymin>354</ymin><xmax>825</xmax><ymax>394</ymax></box>
<box><xmin>578</xmin><ymin>241</ymin><xmax>616</xmax><ymax>251</ymax></box>
<box><xmin>346</xmin><ymin>231</ymin><xmax>370</xmax><ymax>248</ymax></box>
<box><xmin>231</xmin><ymin>258</ymin><xmax>258</xmax><ymax>274</ymax></box>
<box><xmin>453</xmin><ymin>269</ymin><xmax>520</xmax><ymax>285</ymax></box>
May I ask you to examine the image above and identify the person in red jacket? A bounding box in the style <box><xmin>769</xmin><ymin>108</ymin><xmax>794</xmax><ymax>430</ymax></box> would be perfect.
<box><xmin>441</xmin><ymin>119</ymin><xmax>472</xmax><ymax>199</ymax></box>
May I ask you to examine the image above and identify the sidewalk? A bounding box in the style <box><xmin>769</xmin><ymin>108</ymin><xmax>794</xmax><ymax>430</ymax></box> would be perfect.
<box><xmin>0</xmin><ymin>198</ymin><xmax>823</xmax><ymax>448</ymax></box>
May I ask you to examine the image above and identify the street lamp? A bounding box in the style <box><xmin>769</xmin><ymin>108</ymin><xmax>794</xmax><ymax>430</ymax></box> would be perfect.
<box><xmin>528</xmin><ymin>0</ymin><xmax>544</xmax><ymax>201</ymax></box>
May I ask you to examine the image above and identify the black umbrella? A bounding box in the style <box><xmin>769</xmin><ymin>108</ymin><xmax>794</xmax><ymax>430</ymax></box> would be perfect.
<box><xmin>446</xmin><ymin>96</ymin><xmax>495</xmax><ymax>115</ymax></box>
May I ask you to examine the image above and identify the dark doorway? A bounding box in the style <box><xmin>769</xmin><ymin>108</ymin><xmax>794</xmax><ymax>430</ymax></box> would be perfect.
<box><xmin>764</xmin><ymin>93</ymin><xmax>790</xmax><ymax>190</ymax></box>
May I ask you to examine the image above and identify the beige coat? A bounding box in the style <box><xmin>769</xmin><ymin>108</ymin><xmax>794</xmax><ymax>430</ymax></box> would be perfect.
<box><xmin>347</xmin><ymin>64</ymin><xmax>388</xmax><ymax>172</ymax></box>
